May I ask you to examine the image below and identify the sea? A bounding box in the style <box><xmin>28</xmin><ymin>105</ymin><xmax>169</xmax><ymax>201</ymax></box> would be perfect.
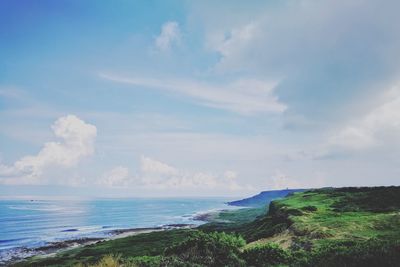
<box><xmin>0</xmin><ymin>197</ymin><xmax>238</xmax><ymax>262</ymax></box>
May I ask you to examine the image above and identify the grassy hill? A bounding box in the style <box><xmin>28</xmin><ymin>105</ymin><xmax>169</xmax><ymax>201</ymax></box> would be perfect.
<box><xmin>14</xmin><ymin>186</ymin><xmax>400</xmax><ymax>266</ymax></box>
<box><xmin>234</xmin><ymin>186</ymin><xmax>400</xmax><ymax>244</ymax></box>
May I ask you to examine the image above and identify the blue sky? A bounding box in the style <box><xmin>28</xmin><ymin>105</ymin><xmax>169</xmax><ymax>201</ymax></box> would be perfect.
<box><xmin>1</xmin><ymin>0</ymin><xmax>400</xmax><ymax>198</ymax></box>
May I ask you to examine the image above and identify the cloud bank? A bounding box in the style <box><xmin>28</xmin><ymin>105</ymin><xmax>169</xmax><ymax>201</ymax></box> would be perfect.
<box><xmin>0</xmin><ymin>115</ymin><xmax>97</xmax><ymax>185</ymax></box>
<box><xmin>330</xmin><ymin>85</ymin><xmax>400</xmax><ymax>151</ymax></box>
<box><xmin>98</xmin><ymin>156</ymin><xmax>252</xmax><ymax>192</ymax></box>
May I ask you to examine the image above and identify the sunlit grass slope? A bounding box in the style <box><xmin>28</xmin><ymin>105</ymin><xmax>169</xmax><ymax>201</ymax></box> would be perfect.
<box><xmin>259</xmin><ymin>187</ymin><xmax>400</xmax><ymax>248</ymax></box>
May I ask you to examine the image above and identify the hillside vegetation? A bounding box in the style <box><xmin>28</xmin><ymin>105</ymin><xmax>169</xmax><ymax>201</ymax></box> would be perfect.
<box><xmin>238</xmin><ymin>186</ymin><xmax>400</xmax><ymax>245</ymax></box>
<box><xmin>15</xmin><ymin>186</ymin><xmax>400</xmax><ymax>266</ymax></box>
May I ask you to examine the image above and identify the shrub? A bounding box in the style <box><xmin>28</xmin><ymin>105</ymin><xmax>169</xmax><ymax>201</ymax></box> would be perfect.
<box><xmin>124</xmin><ymin>255</ymin><xmax>162</xmax><ymax>267</ymax></box>
<box><xmin>301</xmin><ymin>206</ymin><xmax>317</xmax><ymax>212</ymax></box>
<box><xmin>330</xmin><ymin>187</ymin><xmax>400</xmax><ymax>212</ymax></box>
<box><xmin>242</xmin><ymin>243</ymin><xmax>290</xmax><ymax>267</ymax></box>
<box><xmin>307</xmin><ymin>239</ymin><xmax>400</xmax><ymax>267</ymax></box>
<box><xmin>286</xmin><ymin>208</ymin><xmax>303</xmax><ymax>216</ymax></box>
<box><xmin>159</xmin><ymin>256</ymin><xmax>202</xmax><ymax>267</ymax></box>
<box><xmin>164</xmin><ymin>231</ymin><xmax>246</xmax><ymax>267</ymax></box>
<box><xmin>74</xmin><ymin>254</ymin><xmax>122</xmax><ymax>267</ymax></box>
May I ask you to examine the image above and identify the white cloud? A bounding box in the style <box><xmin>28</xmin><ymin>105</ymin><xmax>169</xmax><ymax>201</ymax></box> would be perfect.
<box><xmin>266</xmin><ymin>170</ymin><xmax>326</xmax><ymax>190</ymax></box>
<box><xmin>268</xmin><ymin>170</ymin><xmax>302</xmax><ymax>190</ymax></box>
<box><xmin>196</xmin><ymin>0</ymin><xmax>400</xmax><ymax>132</ymax></box>
<box><xmin>209</xmin><ymin>22</ymin><xmax>259</xmax><ymax>62</ymax></box>
<box><xmin>140</xmin><ymin>156</ymin><xmax>178</xmax><ymax>176</ymax></box>
<box><xmin>328</xmin><ymin>84</ymin><xmax>400</xmax><ymax>152</ymax></box>
<box><xmin>138</xmin><ymin>156</ymin><xmax>245</xmax><ymax>190</ymax></box>
<box><xmin>100</xmin><ymin>73</ymin><xmax>286</xmax><ymax>115</ymax></box>
<box><xmin>97</xmin><ymin>156</ymin><xmax>252</xmax><ymax>192</ymax></box>
<box><xmin>223</xmin><ymin>170</ymin><xmax>245</xmax><ymax>191</ymax></box>
<box><xmin>155</xmin><ymin>21</ymin><xmax>180</xmax><ymax>51</ymax></box>
<box><xmin>0</xmin><ymin>115</ymin><xmax>97</xmax><ymax>185</ymax></box>
<box><xmin>205</xmin><ymin>1</ymin><xmax>400</xmax><ymax>75</ymax></box>
<box><xmin>98</xmin><ymin>166</ymin><xmax>130</xmax><ymax>187</ymax></box>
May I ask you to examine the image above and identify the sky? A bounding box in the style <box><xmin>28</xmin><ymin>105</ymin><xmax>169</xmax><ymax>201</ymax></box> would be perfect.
<box><xmin>1</xmin><ymin>0</ymin><xmax>400</xmax><ymax>198</ymax></box>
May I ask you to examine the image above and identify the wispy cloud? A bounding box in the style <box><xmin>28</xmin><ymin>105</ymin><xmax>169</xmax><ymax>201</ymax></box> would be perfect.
<box><xmin>155</xmin><ymin>21</ymin><xmax>181</xmax><ymax>51</ymax></box>
<box><xmin>100</xmin><ymin>73</ymin><xmax>286</xmax><ymax>115</ymax></box>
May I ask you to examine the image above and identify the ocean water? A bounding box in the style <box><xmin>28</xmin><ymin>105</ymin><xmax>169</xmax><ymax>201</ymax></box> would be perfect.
<box><xmin>0</xmin><ymin>198</ymin><xmax>236</xmax><ymax>259</ymax></box>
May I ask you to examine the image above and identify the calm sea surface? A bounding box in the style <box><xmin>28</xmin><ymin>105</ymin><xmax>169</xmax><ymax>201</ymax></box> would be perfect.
<box><xmin>0</xmin><ymin>198</ymin><xmax>236</xmax><ymax>258</ymax></box>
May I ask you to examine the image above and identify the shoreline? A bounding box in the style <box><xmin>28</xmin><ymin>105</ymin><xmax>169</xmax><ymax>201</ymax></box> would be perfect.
<box><xmin>1</xmin><ymin>223</ymin><xmax>198</xmax><ymax>265</ymax></box>
<box><xmin>1</xmin><ymin>200</ymin><xmax>240</xmax><ymax>266</ymax></box>
<box><xmin>3</xmin><ymin>207</ymin><xmax>247</xmax><ymax>265</ymax></box>
<box><xmin>192</xmin><ymin>209</ymin><xmax>226</xmax><ymax>222</ymax></box>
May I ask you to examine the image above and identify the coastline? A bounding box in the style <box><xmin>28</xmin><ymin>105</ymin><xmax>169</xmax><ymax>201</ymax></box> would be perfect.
<box><xmin>192</xmin><ymin>209</ymin><xmax>227</xmax><ymax>222</ymax></box>
<box><xmin>1</xmin><ymin>223</ymin><xmax>198</xmax><ymax>266</ymax></box>
<box><xmin>2</xmin><ymin>209</ymin><xmax>225</xmax><ymax>266</ymax></box>
<box><xmin>4</xmin><ymin>206</ymin><xmax>257</xmax><ymax>266</ymax></box>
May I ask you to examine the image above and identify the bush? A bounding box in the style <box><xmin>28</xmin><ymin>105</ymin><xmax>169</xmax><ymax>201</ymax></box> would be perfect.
<box><xmin>159</xmin><ymin>256</ymin><xmax>202</xmax><ymax>267</ymax></box>
<box><xmin>242</xmin><ymin>243</ymin><xmax>290</xmax><ymax>267</ymax></box>
<box><xmin>301</xmin><ymin>206</ymin><xmax>317</xmax><ymax>212</ymax></box>
<box><xmin>330</xmin><ymin>187</ymin><xmax>400</xmax><ymax>212</ymax></box>
<box><xmin>164</xmin><ymin>231</ymin><xmax>246</xmax><ymax>267</ymax></box>
<box><xmin>74</xmin><ymin>254</ymin><xmax>122</xmax><ymax>267</ymax></box>
<box><xmin>124</xmin><ymin>255</ymin><xmax>163</xmax><ymax>267</ymax></box>
<box><xmin>307</xmin><ymin>239</ymin><xmax>400</xmax><ymax>267</ymax></box>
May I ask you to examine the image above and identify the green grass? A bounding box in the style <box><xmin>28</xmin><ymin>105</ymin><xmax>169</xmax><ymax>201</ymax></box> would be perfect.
<box><xmin>274</xmin><ymin>188</ymin><xmax>400</xmax><ymax>248</ymax></box>
<box><xmin>14</xmin><ymin>229</ymin><xmax>194</xmax><ymax>267</ymax></box>
<box><xmin>200</xmin><ymin>187</ymin><xmax>400</xmax><ymax>248</ymax></box>
<box><xmin>199</xmin><ymin>207</ymin><xmax>266</xmax><ymax>233</ymax></box>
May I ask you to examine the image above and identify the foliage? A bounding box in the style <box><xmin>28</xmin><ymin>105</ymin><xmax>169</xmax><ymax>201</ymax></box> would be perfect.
<box><xmin>15</xmin><ymin>230</ymin><xmax>193</xmax><ymax>267</ymax></box>
<box><xmin>242</xmin><ymin>243</ymin><xmax>290</xmax><ymax>267</ymax></box>
<box><xmin>164</xmin><ymin>231</ymin><xmax>246</xmax><ymax>267</ymax></box>
<box><xmin>198</xmin><ymin>207</ymin><xmax>266</xmax><ymax>234</ymax></box>
<box><xmin>329</xmin><ymin>186</ymin><xmax>400</xmax><ymax>212</ymax></box>
<box><xmin>305</xmin><ymin>239</ymin><xmax>400</xmax><ymax>267</ymax></box>
<box><xmin>301</xmin><ymin>205</ymin><xmax>317</xmax><ymax>212</ymax></box>
<box><xmin>74</xmin><ymin>254</ymin><xmax>123</xmax><ymax>267</ymax></box>
<box><xmin>158</xmin><ymin>256</ymin><xmax>202</xmax><ymax>267</ymax></box>
<box><xmin>73</xmin><ymin>238</ymin><xmax>400</xmax><ymax>267</ymax></box>
<box><xmin>123</xmin><ymin>255</ymin><xmax>163</xmax><ymax>267</ymax></box>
